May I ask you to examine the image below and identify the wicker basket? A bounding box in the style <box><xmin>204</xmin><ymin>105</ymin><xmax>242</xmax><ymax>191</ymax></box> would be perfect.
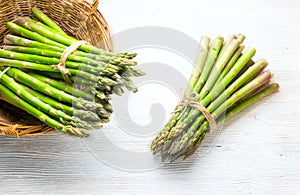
<box><xmin>0</xmin><ymin>0</ymin><xmax>113</xmax><ymax>137</ymax></box>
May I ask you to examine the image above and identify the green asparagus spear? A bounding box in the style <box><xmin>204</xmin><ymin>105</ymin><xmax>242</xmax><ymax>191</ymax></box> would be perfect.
<box><xmin>13</xmin><ymin>17</ymin><xmax>137</xmax><ymax>59</ymax></box>
<box><xmin>32</xmin><ymin>7</ymin><xmax>67</xmax><ymax>35</ymax></box>
<box><xmin>0</xmin><ymin>83</ymin><xmax>89</xmax><ymax>137</ymax></box>
<box><xmin>3</xmin><ymin>67</ymin><xmax>102</xmax><ymax>111</ymax></box>
<box><xmin>4</xmin><ymin>33</ymin><xmax>137</xmax><ymax>66</ymax></box>
<box><xmin>21</xmin><ymin>84</ymin><xmax>101</xmax><ymax>122</ymax></box>
<box><xmin>167</xmin><ymin>70</ymin><xmax>273</xmax><ymax>158</ymax></box>
<box><xmin>27</xmin><ymin>72</ymin><xmax>94</xmax><ymax>100</ymax></box>
<box><xmin>181</xmin><ymin>83</ymin><xmax>279</xmax><ymax>161</ymax></box>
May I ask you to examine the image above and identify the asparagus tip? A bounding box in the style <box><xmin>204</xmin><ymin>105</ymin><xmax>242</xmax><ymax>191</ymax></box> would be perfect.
<box><xmin>64</xmin><ymin>126</ymin><xmax>90</xmax><ymax>137</ymax></box>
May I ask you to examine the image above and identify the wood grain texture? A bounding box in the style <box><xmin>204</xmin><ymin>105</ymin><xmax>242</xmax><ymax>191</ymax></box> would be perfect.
<box><xmin>1</xmin><ymin>0</ymin><xmax>300</xmax><ymax>194</ymax></box>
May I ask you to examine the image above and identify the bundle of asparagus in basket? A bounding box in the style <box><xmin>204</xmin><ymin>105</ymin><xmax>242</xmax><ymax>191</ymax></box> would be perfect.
<box><xmin>151</xmin><ymin>34</ymin><xmax>279</xmax><ymax>162</ymax></box>
<box><xmin>0</xmin><ymin>8</ymin><xmax>144</xmax><ymax>137</ymax></box>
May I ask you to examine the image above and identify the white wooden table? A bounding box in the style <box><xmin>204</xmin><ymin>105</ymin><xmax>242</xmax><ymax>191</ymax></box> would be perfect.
<box><xmin>1</xmin><ymin>0</ymin><xmax>300</xmax><ymax>194</ymax></box>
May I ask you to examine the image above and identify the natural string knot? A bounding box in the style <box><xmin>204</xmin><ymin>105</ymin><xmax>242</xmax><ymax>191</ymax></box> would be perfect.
<box><xmin>53</xmin><ymin>40</ymin><xmax>88</xmax><ymax>84</ymax></box>
<box><xmin>174</xmin><ymin>92</ymin><xmax>217</xmax><ymax>133</ymax></box>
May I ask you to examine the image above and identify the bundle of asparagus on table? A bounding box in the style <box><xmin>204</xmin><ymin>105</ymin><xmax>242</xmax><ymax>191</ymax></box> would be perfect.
<box><xmin>151</xmin><ymin>34</ymin><xmax>279</xmax><ymax>162</ymax></box>
<box><xmin>0</xmin><ymin>8</ymin><xmax>144</xmax><ymax>137</ymax></box>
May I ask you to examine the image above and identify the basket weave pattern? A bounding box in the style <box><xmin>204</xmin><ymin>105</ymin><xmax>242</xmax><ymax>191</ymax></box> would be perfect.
<box><xmin>0</xmin><ymin>0</ymin><xmax>113</xmax><ymax>137</ymax></box>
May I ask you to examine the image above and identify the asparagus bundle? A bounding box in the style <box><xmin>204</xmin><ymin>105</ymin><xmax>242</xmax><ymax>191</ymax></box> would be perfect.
<box><xmin>151</xmin><ymin>34</ymin><xmax>279</xmax><ymax>162</ymax></box>
<box><xmin>0</xmin><ymin>8</ymin><xmax>144</xmax><ymax>137</ymax></box>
